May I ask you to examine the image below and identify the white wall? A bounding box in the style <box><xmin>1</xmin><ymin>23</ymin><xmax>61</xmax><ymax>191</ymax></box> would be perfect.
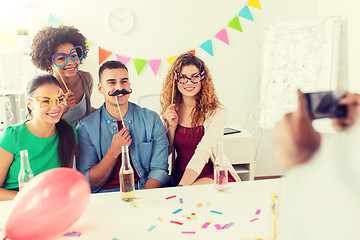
<box><xmin>2</xmin><ymin>0</ymin><xmax>343</xmax><ymax>177</ymax></box>
<box><xmin>316</xmin><ymin>0</ymin><xmax>360</xmax><ymax>93</ymax></box>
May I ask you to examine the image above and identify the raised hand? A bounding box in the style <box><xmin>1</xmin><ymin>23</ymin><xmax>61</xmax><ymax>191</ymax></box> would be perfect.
<box><xmin>65</xmin><ymin>90</ymin><xmax>76</xmax><ymax>112</ymax></box>
<box><xmin>332</xmin><ymin>92</ymin><xmax>360</xmax><ymax>131</ymax></box>
<box><xmin>108</xmin><ymin>127</ymin><xmax>132</xmax><ymax>158</ymax></box>
<box><xmin>273</xmin><ymin>90</ymin><xmax>321</xmax><ymax>170</ymax></box>
<box><xmin>164</xmin><ymin>104</ymin><xmax>178</xmax><ymax>129</ymax></box>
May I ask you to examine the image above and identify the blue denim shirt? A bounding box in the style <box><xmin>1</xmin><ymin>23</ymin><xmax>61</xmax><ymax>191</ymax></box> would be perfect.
<box><xmin>76</xmin><ymin>102</ymin><xmax>169</xmax><ymax>193</ymax></box>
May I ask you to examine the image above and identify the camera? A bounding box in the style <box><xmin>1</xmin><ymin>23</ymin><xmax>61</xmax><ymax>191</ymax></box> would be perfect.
<box><xmin>304</xmin><ymin>91</ymin><xmax>347</xmax><ymax>119</ymax></box>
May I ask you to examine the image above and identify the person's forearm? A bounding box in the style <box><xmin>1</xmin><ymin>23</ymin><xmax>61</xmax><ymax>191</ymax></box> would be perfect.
<box><xmin>144</xmin><ymin>178</ymin><xmax>163</xmax><ymax>189</ymax></box>
<box><xmin>88</xmin><ymin>151</ymin><xmax>117</xmax><ymax>187</ymax></box>
<box><xmin>178</xmin><ymin>168</ymin><xmax>199</xmax><ymax>186</ymax></box>
<box><xmin>167</xmin><ymin>127</ymin><xmax>176</xmax><ymax>154</ymax></box>
<box><xmin>0</xmin><ymin>188</ymin><xmax>17</xmax><ymax>201</ymax></box>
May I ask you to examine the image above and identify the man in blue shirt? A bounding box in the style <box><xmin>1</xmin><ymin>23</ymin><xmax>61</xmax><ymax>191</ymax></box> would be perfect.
<box><xmin>76</xmin><ymin>60</ymin><xmax>169</xmax><ymax>193</ymax></box>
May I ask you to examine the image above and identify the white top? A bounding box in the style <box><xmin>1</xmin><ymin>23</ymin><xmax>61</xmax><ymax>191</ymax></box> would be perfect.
<box><xmin>176</xmin><ymin>107</ymin><xmax>240</xmax><ymax>182</ymax></box>
<box><xmin>279</xmin><ymin>120</ymin><xmax>360</xmax><ymax>240</ymax></box>
<box><xmin>62</xmin><ymin>93</ymin><xmax>87</xmax><ymax>126</ymax></box>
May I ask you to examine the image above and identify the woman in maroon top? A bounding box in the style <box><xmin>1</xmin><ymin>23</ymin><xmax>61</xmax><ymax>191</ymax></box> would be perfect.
<box><xmin>160</xmin><ymin>53</ymin><xmax>238</xmax><ymax>186</ymax></box>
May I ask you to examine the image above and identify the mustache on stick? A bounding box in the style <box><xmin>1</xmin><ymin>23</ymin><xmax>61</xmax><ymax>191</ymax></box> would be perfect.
<box><xmin>108</xmin><ymin>89</ymin><xmax>133</xmax><ymax>96</ymax></box>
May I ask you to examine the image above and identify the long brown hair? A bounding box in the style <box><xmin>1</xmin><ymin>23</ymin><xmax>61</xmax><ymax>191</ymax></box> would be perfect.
<box><xmin>160</xmin><ymin>53</ymin><xmax>222</xmax><ymax>128</ymax></box>
<box><xmin>26</xmin><ymin>74</ymin><xmax>76</xmax><ymax>167</ymax></box>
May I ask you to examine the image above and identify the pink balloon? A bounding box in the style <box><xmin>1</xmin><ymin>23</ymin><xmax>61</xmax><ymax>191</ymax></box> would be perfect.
<box><xmin>4</xmin><ymin>168</ymin><xmax>90</xmax><ymax>240</ymax></box>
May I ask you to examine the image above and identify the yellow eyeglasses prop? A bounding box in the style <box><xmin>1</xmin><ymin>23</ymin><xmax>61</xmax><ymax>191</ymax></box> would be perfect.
<box><xmin>32</xmin><ymin>89</ymin><xmax>68</xmax><ymax>108</ymax></box>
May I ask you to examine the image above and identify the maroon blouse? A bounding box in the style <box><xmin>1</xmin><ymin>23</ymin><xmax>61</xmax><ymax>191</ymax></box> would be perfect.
<box><xmin>172</xmin><ymin>125</ymin><xmax>235</xmax><ymax>182</ymax></box>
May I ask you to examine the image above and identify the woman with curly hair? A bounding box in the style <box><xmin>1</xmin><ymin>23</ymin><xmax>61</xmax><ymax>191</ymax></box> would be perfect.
<box><xmin>30</xmin><ymin>25</ymin><xmax>95</xmax><ymax>126</ymax></box>
<box><xmin>160</xmin><ymin>53</ymin><xmax>240</xmax><ymax>186</ymax></box>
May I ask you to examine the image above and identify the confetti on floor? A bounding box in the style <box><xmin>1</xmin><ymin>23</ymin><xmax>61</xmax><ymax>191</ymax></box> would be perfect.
<box><xmin>148</xmin><ymin>225</ymin><xmax>156</xmax><ymax>231</ymax></box>
<box><xmin>196</xmin><ymin>203</ymin><xmax>202</xmax><ymax>208</ymax></box>
<box><xmin>166</xmin><ymin>195</ymin><xmax>176</xmax><ymax>200</ymax></box>
<box><xmin>157</xmin><ymin>217</ymin><xmax>163</xmax><ymax>222</ymax></box>
<box><xmin>181</xmin><ymin>231</ymin><xmax>196</xmax><ymax>234</ymax></box>
<box><xmin>250</xmin><ymin>218</ymin><xmax>259</xmax><ymax>222</ymax></box>
<box><xmin>206</xmin><ymin>201</ymin><xmax>212</xmax><ymax>206</ymax></box>
<box><xmin>255</xmin><ymin>209</ymin><xmax>261</xmax><ymax>215</ymax></box>
<box><xmin>63</xmin><ymin>231</ymin><xmax>81</xmax><ymax>237</ymax></box>
<box><xmin>179</xmin><ymin>198</ymin><xmax>183</xmax><ymax>204</ymax></box>
<box><xmin>131</xmin><ymin>202</ymin><xmax>137</xmax><ymax>207</ymax></box>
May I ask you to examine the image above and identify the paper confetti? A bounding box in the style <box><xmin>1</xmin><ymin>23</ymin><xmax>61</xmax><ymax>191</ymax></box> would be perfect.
<box><xmin>223</xmin><ymin>222</ymin><xmax>234</xmax><ymax>229</ymax></box>
<box><xmin>214</xmin><ymin>224</ymin><xmax>223</xmax><ymax>230</ymax></box>
<box><xmin>255</xmin><ymin>209</ymin><xmax>261</xmax><ymax>215</ymax></box>
<box><xmin>206</xmin><ymin>201</ymin><xmax>212</xmax><ymax>206</ymax></box>
<box><xmin>250</xmin><ymin>218</ymin><xmax>259</xmax><ymax>222</ymax></box>
<box><xmin>210</xmin><ymin>210</ymin><xmax>223</xmax><ymax>215</ymax></box>
<box><xmin>201</xmin><ymin>221</ymin><xmax>211</xmax><ymax>229</ymax></box>
<box><xmin>157</xmin><ymin>217</ymin><xmax>163</xmax><ymax>222</ymax></box>
<box><xmin>63</xmin><ymin>231</ymin><xmax>81</xmax><ymax>237</ymax></box>
<box><xmin>170</xmin><ymin>221</ymin><xmax>183</xmax><ymax>225</ymax></box>
<box><xmin>172</xmin><ymin>208</ymin><xmax>183</xmax><ymax>214</ymax></box>
<box><xmin>181</xmin><ymin>231</ymin><xmax>196</xmax><ymax>234</ymax></box>
<box><xmin>179</xmin><ymin>198</ymin><xmax>183</xmax><ymax>203</ymax></box>
<box><xmin>148</xmin><ymin>225</ymin><xmax>156</xmax><ymax>231</ymax></box>
<box><xmin>196</xmin><ymin>203</ymin><xmax>202</xmax><ymax>208</ymax></box>
<box><xmin>166</xmin><ymin>195</ymin><xmax>176</xmax><ymax>200</ymax></box>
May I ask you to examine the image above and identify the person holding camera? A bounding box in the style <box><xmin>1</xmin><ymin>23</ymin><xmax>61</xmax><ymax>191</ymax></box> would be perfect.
<box><xmin>273</xmin><ymin>89</ymin><xmax>360</xmax><ymax>239</ymax></box>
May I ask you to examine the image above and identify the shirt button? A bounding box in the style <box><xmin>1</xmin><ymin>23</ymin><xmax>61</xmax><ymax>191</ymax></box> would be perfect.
<box><xmin>113</xmin><ymin>127</ymin><xmax>116</xmax><ymax>130</ymax></box>
<box><xmin>129</xmin><ymin>120</ymin><xmax>131</xmax><ymax>123</ymax></box>
<box><xmin>112</xmin><ymin>119</ymin><xmax>115</xmax><ymax>122</ymax></box>
<box><xmin>107</xmin><ymin>120</ymin><xmax>110</xmax><ymax>124</ymax></box>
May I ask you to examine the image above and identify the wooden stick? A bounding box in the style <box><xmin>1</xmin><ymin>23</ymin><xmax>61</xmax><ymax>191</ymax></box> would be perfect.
<box><xmin>114</xmin><ymin>96</ymin><xmax>125</xmax><ymax>128</ymax></box>
<box><xmin>55</xmin><ymin>68</ymin><xmax>69</xmax><ymax>92</ymax></box>
<box><xmin>171</xmin><ymin>78</ymin><xmax>175</xmax><ymax>104</ymax></box>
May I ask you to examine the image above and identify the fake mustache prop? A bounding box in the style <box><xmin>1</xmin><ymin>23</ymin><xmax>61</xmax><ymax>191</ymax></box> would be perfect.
<box><xmin>108</xmin><ymin>89</ymin><xmax>133</xmax><ymax>96</ymax></box>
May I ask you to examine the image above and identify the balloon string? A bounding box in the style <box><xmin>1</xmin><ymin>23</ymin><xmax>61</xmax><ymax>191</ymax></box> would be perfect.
<box><xmin>114</xmin><ymin>96</ymin><xmax>125</xmax><ymax>128</ymax></box>
<box><xmin>55</xmin><ymin>68</ymin><xmax>69</xmax><ymax>93</ymax></box>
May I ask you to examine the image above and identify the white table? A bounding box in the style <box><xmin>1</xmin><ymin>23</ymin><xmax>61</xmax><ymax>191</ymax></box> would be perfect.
<box><xmin>0</xmin><ymin>179</ymin><xmax>281</xmax><ymax>240</ymax></box>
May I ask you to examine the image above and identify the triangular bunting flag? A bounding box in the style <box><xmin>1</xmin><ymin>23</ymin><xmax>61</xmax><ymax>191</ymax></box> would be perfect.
<box><xmin>116</xmin><ymin>54</ymin><xmax>131</xmax><ymax>65</ymax></box>
<box><xmin>187</xmin><ymin>49</ymin><xmax>196</xmax><ymax>55</ymax></box>
<box><xmin>98</xmin><ymin>47</ymin><xmax>112</xmax><ymax>65</ymax></box>
<box><xmin>248</xmin><ymin>0</ymin><xmax>262</xmax><ymax>10</ymax></box>
<box><xmin>133</xmin><ymin>59</ymin><xmax>147</xmax><ymax>75</ymax></box>
<box><xmin>228</xmin><ymin>17</ymin><xmax>243</xmax><ymax>32</ymax></box>
<box><xmin>200</xmin><ymin>40</ymin><xmax>213</xmax><ymax>56</ymax></box>
<box><xmin>239</xmin><ymin>6</ymin><xmax>254</xmax><ymax>21</ymax></box>
<box><xmin>167</xmin><ymin>55</ymin><xmax>178</xmax><ymax>64</ymax></box>
<box><xmin>215</xmin><ymin>28</ymin><xmax>229</xmax><ymax>45</ymax></box>
<box><xmin>47</xmin><ymin>14</ymin><xmax>62</xmax><ymax>27</ymax></box>
<box><xmin>0</xmin><ymin>29</ymin><xmax>16</xmax><ymax>46</ymax></box>
<box><xmin>85</xmin><ymin>41</ymin><xmax>92</xmax><ymax>47</ymax></box>
<box><xmin>148</xmin><ymin>59</ymin><xmax>161</xmax><ymax>76</ymax></box>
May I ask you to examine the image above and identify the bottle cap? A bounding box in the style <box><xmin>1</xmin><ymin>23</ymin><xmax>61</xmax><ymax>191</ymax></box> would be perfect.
<box><xmin>20</xmin><ymin>150</ymin><xmax>28</xmax><ymax>156</ymax></box>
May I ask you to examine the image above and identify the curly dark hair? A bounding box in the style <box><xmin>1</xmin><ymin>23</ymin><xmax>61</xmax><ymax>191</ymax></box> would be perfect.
<box><xmin>30</xmin><ymin>25</ymin><xmax>89</xmax><ymax>72</ymax></box>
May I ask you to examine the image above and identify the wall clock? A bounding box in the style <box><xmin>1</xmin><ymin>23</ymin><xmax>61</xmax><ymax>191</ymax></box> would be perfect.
<box><xmin>108</xmin><ymin>7</ymin><xmax>134</xmax><ymax>34</ymax></box>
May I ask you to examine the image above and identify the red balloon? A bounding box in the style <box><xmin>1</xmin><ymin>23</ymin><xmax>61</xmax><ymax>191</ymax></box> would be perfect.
<box><xmin>4</xmin><ymin>168</ymin><xmax>90</xmax><ymax>240</ymax></box>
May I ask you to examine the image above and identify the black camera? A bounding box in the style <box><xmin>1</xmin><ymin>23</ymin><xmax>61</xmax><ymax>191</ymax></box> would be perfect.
<box><xmin>304</xmin><ymin>91</ymin><xmax>348</xmax><ymax>119</ymax></box>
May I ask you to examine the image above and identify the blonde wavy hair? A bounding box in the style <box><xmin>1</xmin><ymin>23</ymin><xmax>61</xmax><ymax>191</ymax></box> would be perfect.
<box><xmin>160</xmin><ymin>53</ymin><xmax>222</xmax><ymax>128</ymax></box>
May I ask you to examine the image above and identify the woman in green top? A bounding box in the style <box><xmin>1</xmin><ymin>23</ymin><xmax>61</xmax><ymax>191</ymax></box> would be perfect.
<box><xmin>0</xmin><ymin>74</ymin><xmax>77</xmax><ymax>200</ymax></box>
